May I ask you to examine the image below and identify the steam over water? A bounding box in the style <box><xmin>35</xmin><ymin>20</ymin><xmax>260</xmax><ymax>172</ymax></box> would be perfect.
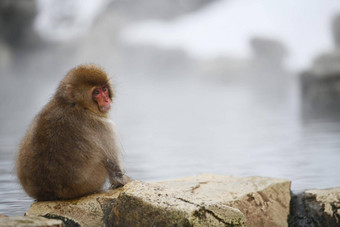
<box><xmin>1</xmin><ymin>0</ymin><xmax>340</xmax><ymax>216</ymax></box>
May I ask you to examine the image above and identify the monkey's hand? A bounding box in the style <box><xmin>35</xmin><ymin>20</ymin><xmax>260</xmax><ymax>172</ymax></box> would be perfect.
<box><xmin>109</xmin><ymin>172</ymin><xmax>132</xmax><ymax>189</ymax></box>
<box><xmin>105</xmin><ymin>160</ymin><xmax>132</xmax><ymax>189</ymax></box>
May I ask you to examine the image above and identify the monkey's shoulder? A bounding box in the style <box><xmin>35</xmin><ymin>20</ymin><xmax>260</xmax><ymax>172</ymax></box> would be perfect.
<box><xmin>35</xmin><ymin>102</ymin><xmax>113</xmax><ymax>134</ymax></box>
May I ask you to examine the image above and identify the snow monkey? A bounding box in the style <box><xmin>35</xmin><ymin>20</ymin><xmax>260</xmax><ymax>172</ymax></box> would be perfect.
<box><xmin>16</xmin><ymin>64</ymin><xmax>130</xmax><ymax>201</ymax></box>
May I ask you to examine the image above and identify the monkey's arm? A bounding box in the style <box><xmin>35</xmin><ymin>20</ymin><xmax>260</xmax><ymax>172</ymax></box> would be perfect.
<box><xmin>104</xmin><ymin>160</ymin><xmax>132</xmax><ymax>189</ymax></box>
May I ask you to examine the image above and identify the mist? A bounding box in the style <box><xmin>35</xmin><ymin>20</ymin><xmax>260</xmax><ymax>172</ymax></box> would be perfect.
<box><xmin>1</xmin><ymin>0</ymin><xmax>340</xmax><ymax>216</ymax></box>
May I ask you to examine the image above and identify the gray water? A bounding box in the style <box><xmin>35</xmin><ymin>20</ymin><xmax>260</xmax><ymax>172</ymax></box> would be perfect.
<box><xmin>1</xmin><ymin>68</ymin><xmax>340</xmax><ymax>216</ymax></box>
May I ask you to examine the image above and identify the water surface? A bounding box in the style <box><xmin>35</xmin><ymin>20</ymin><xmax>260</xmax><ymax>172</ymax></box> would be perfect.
<box><xmin>1</xmin><ymin>71</ymin><xmax>339</xmax><ymax>216</ymax></box>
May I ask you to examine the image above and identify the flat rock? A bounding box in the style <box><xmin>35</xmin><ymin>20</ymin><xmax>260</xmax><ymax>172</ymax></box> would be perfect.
<box><xmin>0</xmin><ymin>216</ymin><xmax>63</xmax><ymax>227</ymax></box>
<box><xmin>25</xmin><ymin>174</ymin><xmax>291</xmax><ymax>227</ymax></box>
<box><xmin>112</xmin><ymin>179</ymin><xmax>246</xmax><ymax>227</ymax></box>
<box><xmin>26</xmin><ymin>189</ymin><xmax>121</xmax><ymax>227</ymax></box>
<box><xmin>151</xmin><ymin>174</ymin><xmax>291</xmax><ymax>227</ymax></box>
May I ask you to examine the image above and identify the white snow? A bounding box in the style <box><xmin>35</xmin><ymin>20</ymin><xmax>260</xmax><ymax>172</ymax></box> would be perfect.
<box><xmin>121</xmin><ymin>0</ymin><xmax>340</xmax><ymax>70</ymax></box>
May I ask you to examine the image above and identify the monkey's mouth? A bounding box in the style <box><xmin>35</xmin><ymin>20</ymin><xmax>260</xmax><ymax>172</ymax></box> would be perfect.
<box><xmin>99</xmin><ymin>103</ymin><xmax>111</xmax><ymax>112</ymax></box>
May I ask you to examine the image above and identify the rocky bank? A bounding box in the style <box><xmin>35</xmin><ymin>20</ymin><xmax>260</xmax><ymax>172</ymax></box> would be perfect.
<box><xmin>289</xmin><ymin>188</ymin><xmax>340</xmax><ymax>227</ymax></box>
<box><xmin>2</xmin><ymin>174</ymin><xmax>290</xmax><ymax>227</ymax></box>
<box><xmin>0</xmin><ymin>174</ymin><xmax>339</xmax><ymax>227</ymax></box>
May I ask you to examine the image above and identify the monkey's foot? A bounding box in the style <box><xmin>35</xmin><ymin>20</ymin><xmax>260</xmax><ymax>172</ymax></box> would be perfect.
<box><xmin>110</xmin><ymin>183</ymin><xmax>124</xmax><ymax>189</ymax></box>
<box><xmin>110</xmin><ymin>175</ymin><xmax>132</xmax><ymax>189</ymax></box>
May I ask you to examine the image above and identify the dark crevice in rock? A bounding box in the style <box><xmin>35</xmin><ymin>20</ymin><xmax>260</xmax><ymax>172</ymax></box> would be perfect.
<box><xmin>176</xmin><ymin>197</ymin><xmax>199</xmax><ymax>206</ymax></box>
<box><xmin>190</xmin><ymin>181</ymin><xmax>208</xmax><ymax>193</ymax></box>
<box><xmin>331</xmin><ymin>203</ymin><xmax>340</xmax><ymax>223</ymax></box>
<box><xmin>43</xmin><ymin>213</ymin><xmax>80</xmax><ymax>227</ymax></box>
<box><xmin>199</xmin><ymin>207</ymin><xmax>230</xmax><ymax>226</ymax></box>
<box><xmin>190</xmin><ymin>184</ymin><xmax>201</xmax><ymax>193</ymax></box>
<box><xmin>97</xmin><ymin>197</ymin><xmax>117</xmax><ymax>226</ymax></box>
<box><xmin>176</xmin><ymin>197</ymin><xmax>231</xmax><ymax>225</ymax></box>
<box><xmin>289</xmin><ymin>192</ymin><xmax>340</xmax><ymax>227</ymax></box>
<box><xmin>289</xmin><ymin>193</ymin><xmax>317</xmax><ymax>227</ymax></box>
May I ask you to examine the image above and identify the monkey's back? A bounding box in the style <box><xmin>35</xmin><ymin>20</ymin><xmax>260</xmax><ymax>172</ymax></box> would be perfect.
<box><xmin>17</xmin><ymin>100</ymin><xmax>110</xmax><ymax>201</ymax></box>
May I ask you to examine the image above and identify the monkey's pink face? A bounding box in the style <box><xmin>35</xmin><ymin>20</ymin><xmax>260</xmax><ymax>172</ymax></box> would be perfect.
<box><xmin>92</xmin><ymin>85</ymin><xmax>112</xmax><ymax>113</ymax></box>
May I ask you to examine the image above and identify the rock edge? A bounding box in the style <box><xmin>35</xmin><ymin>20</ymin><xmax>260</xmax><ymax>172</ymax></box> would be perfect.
<box><xmin>23</xmin><ymin>174</ymin><xmax>291</xmax><ymax>227</ymax></box>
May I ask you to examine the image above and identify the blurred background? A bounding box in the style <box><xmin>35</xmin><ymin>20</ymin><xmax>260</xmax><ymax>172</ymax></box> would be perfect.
<box><xmin>1</xmin><ymin>0</ymin><xmax>340</xmax><ymax>216</ymax></box>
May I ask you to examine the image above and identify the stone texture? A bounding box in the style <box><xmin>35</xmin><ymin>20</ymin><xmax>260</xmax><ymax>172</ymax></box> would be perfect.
<box><xmin>111</xmin><ymin>179</ymin><xmax>246</xmax><ymax>227</ymax></box>
<box><xmin>152</xmin><ymin>174</ymin><xmax>291</xmax><ymax>227</ymax></box>
<box><xmin>26</xmin><ymin>189</ymin><xmax>121</xmax><ymax>227</ymax></box>
<box><xmin>305</xmin><ymin>188</ymin><xmax>340</xmax><ymax>221</ymax></box>
<box><xmin>0</xmin><ymin>216</ymin><xmax>63</xmax><ymax>227</ymax></box>
<box><xmin>289</xmin><ymin>187</ymin><xmax>340</xmax><ymax>227</ymax></box>
<box><xmin>25</xmin><ymin>174</ymin><xmax>291</xmax><ymax>227</ymax></box>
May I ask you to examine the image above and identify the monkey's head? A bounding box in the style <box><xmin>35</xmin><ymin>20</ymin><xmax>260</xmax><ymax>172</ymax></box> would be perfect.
<box><xmin>57</xmin><ymin>64</ymin><xmax>114</xmax><ymax>116</ymax></box>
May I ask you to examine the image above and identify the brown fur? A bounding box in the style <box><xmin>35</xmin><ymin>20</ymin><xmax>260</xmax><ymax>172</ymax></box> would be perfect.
<box><xmin>16</xmin><ymin>64</ymin><xmax>130</xmax><ymax>201</ymax></box>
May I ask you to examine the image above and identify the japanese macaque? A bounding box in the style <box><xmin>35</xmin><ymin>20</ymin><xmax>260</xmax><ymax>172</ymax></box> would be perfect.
<box><xmin>16</xmin><ymin>64</ymin><xmax>130</xmax><ymax>201</ymax></box>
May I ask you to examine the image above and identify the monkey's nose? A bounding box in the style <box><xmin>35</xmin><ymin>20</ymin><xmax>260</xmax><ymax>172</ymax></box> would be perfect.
<box><xmin>100</xmin><ymin>93</ymin><xmax>110</xmax><ymax>102</ymax></box>
<box><xmin>104</xmin><ymin>97</ymin><xmax>111</xmax><ymax>103</ymax></box>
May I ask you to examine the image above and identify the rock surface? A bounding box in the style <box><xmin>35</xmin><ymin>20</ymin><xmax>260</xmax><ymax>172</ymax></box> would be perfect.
<box><xmin>0</xmin><ymin>216</ymin><xmax>64</xmax><ymax>227</ymax></box>
<box><xmin>111</xmin><ymin>178</ymin><xmax>246</xmax><ymax>227</ymax></box>
<box><xmin>26</xmin><ymin>189</ymin><xmax>121</xmax><ymax>226</ymax></box>
<box><xmin>152</xmin><ymin>175</ymin><xmax>291</xmax><ymax>227</ymax></box>
<box><xmin>289</xmin><ymin>187</ymin><xmax>340</xmax><ymax>227</ymax></box>
<box><xmin>300</xmin><ymin>13</ymin><xmax>340</xmax><ymax>117</ymax></box>
<box><xmin>26</xmin><ymin>174</ymin><xmax>291</xmax><ymax>227</ymax></box>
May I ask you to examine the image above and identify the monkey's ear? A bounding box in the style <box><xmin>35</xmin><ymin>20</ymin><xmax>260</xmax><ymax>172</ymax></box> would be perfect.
<box><xmin>65</xmin><ymin>84</ymin><xmax>75</xmax><ymax>102</ymax></box>
<box><xmin>107</xmin><ymin>80</ymin><xmax>114</xmax><ymax>99</ymax></box>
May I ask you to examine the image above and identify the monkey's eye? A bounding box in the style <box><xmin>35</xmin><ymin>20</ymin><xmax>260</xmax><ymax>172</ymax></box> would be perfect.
<box><xmin>93</xmin><ymin>89</ymin><xmax>100</xmax><ymax>96</ymax></box>
<box><xmin>102</xmin><ymin>86</ymin><xmax>107</xmax><ymax>92</ymax></box>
